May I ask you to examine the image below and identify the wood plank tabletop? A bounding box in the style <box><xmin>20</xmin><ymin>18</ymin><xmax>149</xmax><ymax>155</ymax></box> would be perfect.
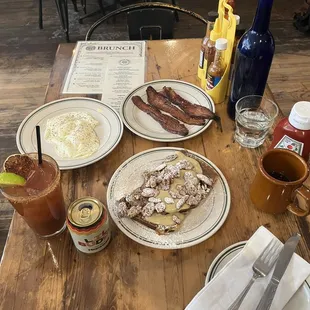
<box><xmin>0</xmin><ymin>39</ymin><xmax>309</xmax><ymax>310</ymax></box>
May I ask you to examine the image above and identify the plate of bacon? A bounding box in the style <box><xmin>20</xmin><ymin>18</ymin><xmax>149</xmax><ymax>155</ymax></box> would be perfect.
<box><xmin>120</xmin><ymin>80</ymin><xmax>220</xmax><ymax>142</ymax></box>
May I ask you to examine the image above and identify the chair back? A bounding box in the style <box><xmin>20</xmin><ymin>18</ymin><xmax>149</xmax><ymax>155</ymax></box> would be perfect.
<box><xmin>127</xmin><ymin>8</ymin><xmax>175</xmax><ymax>40</ymax></box>
<box><xmin>85</xmin><ymin>2</ymin><xmax>207</xmax><ymax>41</ymax></box>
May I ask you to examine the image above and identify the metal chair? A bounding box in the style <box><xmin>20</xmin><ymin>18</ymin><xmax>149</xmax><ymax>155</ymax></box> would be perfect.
<box><xmin>79</xmin><ymin>0</ymin><xmax>119</xmax><ymax>23</ymax></box>
<box><xmin>38</xmin><ymin>0</ymin><xmax>77</xmax><ymax>42</ymax></box>
<box><xmin>127</xmin><ymin>8</ymin><xmax>175</xmax><ymax>40</ymax></box>
<box><xmin>54</xmin><ymin>0</ymin><xmax>70</xmax><ymax>42</ymax></box>
<box><xmin>85</xmin><ymin>2</ymin><xmax>208</xmax><ymax>41</ymax></box>
<box><xmin>79</xmin><ymin>0</ymin><xmax>178</xmax><ymax>25</ymax></box>
<box><xmin>144</xmin><ymin>0</ymin><xmax>179</xmax><ymax>22</ymax></box>
<box><xmin>294</xmin><ymin>0</ymin><xmax>310</xmax><ymax>32</ymax></box>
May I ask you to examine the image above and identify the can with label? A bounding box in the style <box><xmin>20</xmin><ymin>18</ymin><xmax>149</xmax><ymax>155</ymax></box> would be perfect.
<box><xmin>67</xmin><ymin>197</ymin><xmax>111</xmax><ymax>254</ymax></box>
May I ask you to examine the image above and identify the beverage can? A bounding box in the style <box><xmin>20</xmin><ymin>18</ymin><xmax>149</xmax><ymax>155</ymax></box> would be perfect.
<box><xmin>67</xmin><ymin>197</ymin><xmax>111</xmax><ymax>254</ymax></box>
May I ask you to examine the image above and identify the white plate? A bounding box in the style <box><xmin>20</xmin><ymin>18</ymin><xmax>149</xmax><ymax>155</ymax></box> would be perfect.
<box><xmin>16</xmin><ymin>97</ymin><xmax>123</xmax><ymax>170</ymax></box>
<box><xmin>120</xmin><ymin>79</ymin><xmax>215</xmax><ymax>142</ymax></box>
<box><xmin>107</xmin><ymin>147</ymin><xmax>231</xmax><ymax>249</ymax></box>
<box><xmin>205</xmin><ymin>241</ymin><xmax>310</xmax><ymax>310</ymax></box>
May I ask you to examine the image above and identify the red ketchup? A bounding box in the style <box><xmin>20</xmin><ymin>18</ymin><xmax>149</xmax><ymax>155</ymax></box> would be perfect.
<box><xmin>270</xmin><ymin>101</ymin><xmax>310</xmax><ymax>162</ymax></box>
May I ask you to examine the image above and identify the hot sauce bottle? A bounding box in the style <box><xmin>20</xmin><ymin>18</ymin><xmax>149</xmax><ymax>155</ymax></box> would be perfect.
<box><xmin>206</xmin><ymin>38</ymin><xmax>228</xmax><ymax>90</ymax></box>
<box><xmin>201</xmin><ymin>19</ymin><xmax>221</xmax><ymax>89</ymax></box>
<box><xmin>225</xmin><ymin>0</ymin><xmax>236</xmax><ymax>19</ymax></box>
<box><xmin>270</xmin><ymin>101</ymin><xmax>310</xmax><ymax>162</ymax></box>
<box><xmin>197</xmin><ymin>11</ymin><xmax>218</xmax><ymax>81</ymax></box>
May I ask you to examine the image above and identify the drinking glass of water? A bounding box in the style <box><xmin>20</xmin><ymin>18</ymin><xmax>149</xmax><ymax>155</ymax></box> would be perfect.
<box><xmin>234</xmin><ymin>95</ymin><xmax>279</xmax><ymax>148</ymax></box>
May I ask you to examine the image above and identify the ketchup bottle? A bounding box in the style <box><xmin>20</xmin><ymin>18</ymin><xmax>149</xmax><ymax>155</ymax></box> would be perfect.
<box><xmin>270</xmin><ymin>101</ymin><xmax>310</xmax><ymax>162</ymax></box>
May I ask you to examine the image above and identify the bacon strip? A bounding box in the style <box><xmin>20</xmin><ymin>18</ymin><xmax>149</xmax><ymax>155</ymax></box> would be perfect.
<box><xmin>132</xmin><ymin>96</ymin><xmax>189</xmax><ymax>136</ymax></box>
<box><xmin>146</xmin><ymin>86</ymin><xmax>205</xmax><ymax>126</ymax></box>
<box><xmin>163</xmin><ymin>87</ymin><xmax>219</xmax><ymax>119</ymax></box>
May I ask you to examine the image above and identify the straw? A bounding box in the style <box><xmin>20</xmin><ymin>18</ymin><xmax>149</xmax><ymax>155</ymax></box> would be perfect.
<box><xmin>36</xmin><ymin>125</ymin><xmax>43</xmax><ymax>165</ymax></box>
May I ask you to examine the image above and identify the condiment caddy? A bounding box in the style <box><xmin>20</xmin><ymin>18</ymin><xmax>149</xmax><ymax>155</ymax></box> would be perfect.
<box><xmin>198</xmin><ymin>0</ymin><xmax>237</xmax><ymax>104</ymax></box>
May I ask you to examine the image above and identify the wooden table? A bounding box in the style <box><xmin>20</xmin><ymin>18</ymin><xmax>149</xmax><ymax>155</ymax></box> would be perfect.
<box><xmin>0</xmin><ymin>39</ymin><xmax>309</xmax><ymax>310</ymax></box>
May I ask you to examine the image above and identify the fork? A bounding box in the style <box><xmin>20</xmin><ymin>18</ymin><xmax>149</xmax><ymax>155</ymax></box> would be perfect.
<box><xmin>227</xmin><ymin>238</ymin><xmax>282</xmax><ymax>310</ymax></box>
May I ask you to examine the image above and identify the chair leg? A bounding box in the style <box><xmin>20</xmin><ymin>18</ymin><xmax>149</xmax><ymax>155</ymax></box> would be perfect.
<box><xmin>64</xmin><ymin>0</ymin><xmax>69</xmax><ymax>42</ymax></box>
<box><xmin>81</xmin><ymin>0</ymin><xmax>86</xmax><ymax>14</ymax></box>
<box><xmin>171</xmin><ymin>0</ymin><xmax>179</xmax><ymax>22</ymax></box>
<box><xmin>79</xmin><ymin>9</ymin><xmax>101</xmax><ymax>24</ymax></box>
<box><xmin>79</xmin><ymin>0</ymin><xmax>117</xmax><ymax>25</ymax></box>
<box><xmin>39</xmin><ymin>0</ymin><xmax>43</xmax><ymax>29</ymax></box>
<box><xmin>71</xmin><ymin>0</ymin><xmax>78</xmax><ymax>12</ymax></box>
<box><xmin>97</xmin><ymin>0</ymin><xmax>106</xmax><ymax>15</ymax></box>
<box><xmin>55</xmin><ymin>0</ymin><xmax>70</xmax><ymax>42</ymax></box>
<box><xmin>79</xmin><ymin>0</ymin><xmax>104</xmax><ymax>24</ymax></box>
<box><xmin>112</xmin><ymin>0</ymin><xmax>119</xmax><ymax>23</ymax></box>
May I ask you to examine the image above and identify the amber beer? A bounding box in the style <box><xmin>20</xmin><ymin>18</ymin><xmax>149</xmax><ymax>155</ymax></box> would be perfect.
<box><xmin>67</xmin><ymin>197</ymin><xmax>111</xmax><ymax>254</ymax></box>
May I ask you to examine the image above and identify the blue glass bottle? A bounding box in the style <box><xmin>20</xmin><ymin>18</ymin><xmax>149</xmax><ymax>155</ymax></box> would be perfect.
<box><xmin>227</xmin><ymin>0</ymin><xmax>275</xmax><ymax>119</ymax></box>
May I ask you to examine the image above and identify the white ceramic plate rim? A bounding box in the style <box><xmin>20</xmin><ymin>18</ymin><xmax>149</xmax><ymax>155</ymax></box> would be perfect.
<box><xmin>16</xmin><ymin>97</ymin><xmax>124</xmax><ymax>170</ymax></box>
<box><xmin>205</xmin><ymin>241</ymin><xmax>247</xmax><ymax>283</ymax></box>
<box><xmin>205</xmin><ymin>241</ymin><xmax>310</xmax><ymax>305</ymax></box>
<box><xmin>120</xmin><ymin>79</ymin><xmax>215</xmax><ymax>142</ymax></box>
<box><xmin>107</xmin><ymin>147</ymin><xmax>231</xmax><ymax>249</ymax></box>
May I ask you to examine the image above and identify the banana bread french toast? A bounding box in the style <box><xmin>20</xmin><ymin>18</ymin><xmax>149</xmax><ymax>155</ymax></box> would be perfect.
<box><xmin>116</xmin><ymin>150</ymin><xmax>217</xmax><ymax>234</ymax></box>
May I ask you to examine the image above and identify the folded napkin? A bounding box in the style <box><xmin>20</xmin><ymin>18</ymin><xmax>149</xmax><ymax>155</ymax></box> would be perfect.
<box><xmin>186</xmin><ymin>226</ymin><xmax>310</xmax><ymax>310</ymax></box>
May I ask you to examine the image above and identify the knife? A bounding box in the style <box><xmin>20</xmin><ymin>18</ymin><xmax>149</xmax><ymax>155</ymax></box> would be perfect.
<box><xmin>256</xmin><ymin>233</ymin><xmax>301</xmax><ymax>310</ymax></box>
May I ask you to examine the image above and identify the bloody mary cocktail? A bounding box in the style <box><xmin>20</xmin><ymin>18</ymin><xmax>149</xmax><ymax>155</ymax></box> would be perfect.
<box><xmin>2</xmin><ymin>153</ymin><xmax>66</xmax><ymax>237</ymax></box>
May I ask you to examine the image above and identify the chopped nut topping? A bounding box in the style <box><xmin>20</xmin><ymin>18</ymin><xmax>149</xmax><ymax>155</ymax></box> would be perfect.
<box><xmin>197</xmin><ymin>184</ymin><xmax>206</xmax><ymax>195</ymax></box>
<box><xmin>127</xmin><ymin>205</ymin><xmax>142</xmax><ymax>218</ymax></box>
<box><xmin>117</xmin><ymin>201</ymin><xmax>128</xmax><ymax>217</ymax></box>
<box><xmin>176</xmin><ymin>185</ymin><xmax>187</xmax><ymax>196</ymax></box>
<box><xmin>155</xmin><ymin>202</ymin><xmax>166</xmax><ymax>213</ymax></box>
<box><xmin>164</xmin><ymin>197</ymin><xmax>174</xmax><ymax>204</ymax></box>
<box><xmin>145</xmin><ymin>175</ymin><xmax>157</xmax><ymax>188</ymax></box>
<box><xmin>154</xmin><ymin>163</ymin><xmax>167</xmax><ymax>171</ymax></box>
<box><xmin>142</xmin><ymin>202</ymin><xmax>155</xmax><ymax>217</ymax></box>
<box><xmin>125</xmin><ymin>194</ymin><xmax>133</xmax><ymax>203</ymax></box>
<box><xmin>197</xmin><ymin>174</ymin><xmax>213</xmax><ymax>186</ymax></box>
<box><xmin>184</xmin><ymin>171</ymin><xmax>199</xmax><ymax>185</ymax></box>
<box><xmin>141</xmin><ymin>188</ymin><xmax>158</xmax><ymax>197</ymax></box>
<box><xmin>148</xmin><ymin>197</ymin><xmax>162</xmax><ymax>203</ymax></box>
<box><xmin>187</xmin><ymin>194</ymin><xmax>202</xmax><ymax>206</ymax></box>
<box><xmin>166</xmin><ymin>165</ymin><xmax>180</xmax><ymax>178</ymax></box>
<box><xmin>176</xmin><ymin>159</ymin><xmax>193</xmax><ymax>170</ymax></box>
<box><xmin>184</xmin><ymin>182</ymin><xmax>198</xmax><ymax>195</ymax></box>
<box><xmin>156</xmin><ymin>225</ymin><xmax>167</xmax><ymax>234</ymax></box>
<box><xmin>169</xmin><ymin>190</ymin><xmax>181</xmax><ymax>199</ymax></box>
<box><xmin>172</xmin><ymin>215</ymin><xmax>181</xmax><ymax>224</ymax></box>
<box><xmin>176</xmin><ymin>195</ymin><xmax>189</xmax><ymax>209</ymax></box>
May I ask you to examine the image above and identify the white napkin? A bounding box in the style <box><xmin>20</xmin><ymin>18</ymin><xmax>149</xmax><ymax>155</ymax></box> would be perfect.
<box><xmin>186</xmin><ymin>226</ymin><xmax>310</xmax><ymax>310</ymax></box>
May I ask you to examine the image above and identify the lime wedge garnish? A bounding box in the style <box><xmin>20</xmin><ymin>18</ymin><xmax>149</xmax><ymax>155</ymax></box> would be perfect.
<box><xmin>0</xmin><ymin>172</ymin><xmax>26</xmax><ymax>187</ymax></box>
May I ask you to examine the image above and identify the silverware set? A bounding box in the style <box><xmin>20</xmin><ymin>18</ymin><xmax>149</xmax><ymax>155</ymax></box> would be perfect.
<box><xmin>227</xmin><ymin>233</ymin><xmax>301</xmax><ymax>310</ymax></box>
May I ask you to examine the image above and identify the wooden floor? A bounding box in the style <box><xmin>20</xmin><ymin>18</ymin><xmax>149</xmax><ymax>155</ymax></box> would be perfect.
<box><xmin>0</xmin><ymin>0</ymin><xmax>309</xmax><ymax>258</ymax></box>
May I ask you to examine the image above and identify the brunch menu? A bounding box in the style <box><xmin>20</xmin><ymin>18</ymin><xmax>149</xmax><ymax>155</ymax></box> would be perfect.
<box><xmin>62</xmin><ymin>41</ymin><xmax>146</xmax><ymax>110</ymax></box>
